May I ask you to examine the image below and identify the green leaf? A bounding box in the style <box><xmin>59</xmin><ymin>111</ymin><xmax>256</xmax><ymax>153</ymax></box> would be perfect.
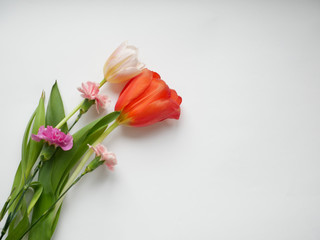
<box><xmin>51</xmin><ymin>205</ymin><xmax>62</xmax><ymax>234</ymax></box>
<box><xmin>21</xmin><ymin>110</ymin><xmax>36</xmax><ymax>179</ymax></box>
<box><xmin>45</xmin><ymin>81</ymin><xmax>67</xmax><ymax>133</ymax></box>
<box><xmin>7</xmin><ymin>163</ymin><xmax>22</xmax><ymax>214</ymax></box>
<box><xmin>6</xmin><ymin>198</ymin><xmax>30</xmax><ymax>240</ymax></box>
<box><xmin>27</xmin><ymin>182</ymin><xmax>43</xmax><ymax>215</ymax></box>
<box><xmin>0</xmin><ymin>197</ymin><xmax>10</xmax><ymax>221</ymax></box>
<box><xmin>25</xmin><ymin>92</ymin><xmax>45</xmax><ymax>177</ymax></box>
<box><xmin>29</xmin><ymin>160</ymin><xmax>56</xmax><ymax>239</ymax></box>
<box><xmin>28</xmin><ymin>190</ymin><xmax>55</xmax><ymax>240</ymax></box>
<box><xmin>7</xmin><ymin>96</ymin><xmax>43</xmax><ymax>213</ymax></box>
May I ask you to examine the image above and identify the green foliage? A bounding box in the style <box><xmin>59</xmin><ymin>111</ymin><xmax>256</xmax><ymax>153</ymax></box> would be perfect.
<box><xmin>2</xmin><ymin>81</ymin><xmax>120</xmax><ymax>240</ymax></box>
<box><xmin>45</xmin><ymin>81</ymin><xmax>67</xmax><ymax>133</ymax></box>
<box><xmin>29</xmin><ymin>82</ymin><xmax>67</xmax><ymax>240</ymax></box>
<box><xmin>27</xmin><ymin>183</ymin><xmax>43</xmax><ymax>215</ymax></box>
<box><xmin>25</xmin><ymin>93</ymin><xmax>45</xmax><ymax>178</ymax></box>
<box><xmin>28</xmin><ymin>82</ymin><xmax>120</xmax><ymax>240</ymax></box>
<box><xmin>6</xmin><ymin>200</ymin><xmax>29</xmax><ymax>240</ymax></box>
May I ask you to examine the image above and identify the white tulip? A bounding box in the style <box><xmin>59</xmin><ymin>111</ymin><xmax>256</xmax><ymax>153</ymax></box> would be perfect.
<box><xmin>103</xmin><ymin>42</ymin><xmax>144</xmax><ymax>84</ymax></box>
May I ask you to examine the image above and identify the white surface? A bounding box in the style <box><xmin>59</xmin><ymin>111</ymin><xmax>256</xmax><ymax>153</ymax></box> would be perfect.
<box><xmin>1</xmin><ymin>0</ymin><xmax>320</xmax><ymax>239</ymax></box>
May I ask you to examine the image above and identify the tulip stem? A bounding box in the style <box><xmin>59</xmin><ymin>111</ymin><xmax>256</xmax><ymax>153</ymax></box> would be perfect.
<box><xmin>53</xmin><ymin>121</ymin><xmax>119</xmax><ymax>215</ymax></box>
<box><xmin>99</xmin><ymin>78</ymin><xmax>106</xmax><ymax>88</ymax></box>
<box><xmin>95</xmin><ymin>120</ymin><xmax>119</xmax><ymax>144</ymax></box>
<box><xmin>55</xmin><ymin>100</ymin><xmax>85</xmax><ymax>129</ymax></box>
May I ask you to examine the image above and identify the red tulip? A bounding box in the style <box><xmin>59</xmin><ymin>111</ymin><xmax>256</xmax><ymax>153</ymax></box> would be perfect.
<box><xmin>115</xmin><ymin>69</ymin><xmax>182</xmax><ymax>127</ymax></box>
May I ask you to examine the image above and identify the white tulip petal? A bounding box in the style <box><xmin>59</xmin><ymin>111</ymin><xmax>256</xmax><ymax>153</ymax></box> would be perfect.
<box><xmin>107</xmin><ymin>67</ymin><xmax>143</xmax><ymax>83</ymax></box>
<box><xmin>103</xmin><ymin>42</ymin><xmax>144</xmax><ymax>83</ymax></box>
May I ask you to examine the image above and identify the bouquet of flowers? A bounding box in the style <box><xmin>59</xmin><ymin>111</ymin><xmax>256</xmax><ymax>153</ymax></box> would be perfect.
<box><xmin>0</xmin><ymin>42</ymin><xmax>182</xmax><ymax>240</ymax></box>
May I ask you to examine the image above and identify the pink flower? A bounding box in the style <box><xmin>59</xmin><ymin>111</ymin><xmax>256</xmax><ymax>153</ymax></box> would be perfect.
<box><xmin>32</xmin><ymin>126</ymin><xmax>73</xmax><ymax>151</ymax></box>
<box><xmin>88</xmin><ymin>144</ymin><xmax>117</xmax><ymax>171</ymax></box>
<box><xmin>95</xmin><ymin>94</ymin><xmax>110</xmax><ymax>113</ymax></box>
<box><xmin>78</xmin><ymin>81</ymin><xmax>110</xmax><ymax>113</ymax></box>
<box><xmin>78</xmin><ymin>81</ymin><xmax>100</xmax><ymax>100</ymax></box>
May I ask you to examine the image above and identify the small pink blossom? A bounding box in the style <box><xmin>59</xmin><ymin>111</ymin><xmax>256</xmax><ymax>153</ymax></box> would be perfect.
<box><xmin>78</xmin><ymin>81</ymin><xmax>109</xmax><ymax>113</ymax></box>
<box><xmin>88</xmin><ymin>144</ymin><xmax>117</xmax><ymax>171</ymax></box>
<box><xmin>95</xmin><ymin>94</ymin><xmax>110</xmax><ymax>113</ymax></box>
<box><xmin>32</xmin><ymin>126</ymin><xmax>73</xmax><ymax>151</ymax></box>
<box><xmin>78</xmin><ymin>81</ymin><xmax>99</xmax><ymax>100</ymax></box>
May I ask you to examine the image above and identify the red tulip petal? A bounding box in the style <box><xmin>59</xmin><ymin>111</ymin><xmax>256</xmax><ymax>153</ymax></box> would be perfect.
<box><xmin>127</xmin><ymin>98</ymin><xmax>181</xmax><ymax>127</ymax></box>
<box><xmin>169</xmin><ymin>89</ymin><xmax>182</xmax><ymax>105</ymax></box>
<box><xmin>152</xmin><ymin>71</ymin><xmax>161</xmax><ymax>80</ymax></box>
<box><xmin>124</xmin><ymin>78</ymin><xmax>171</xmax><ymax>112</ymax></box>
<box><xmin>115</xmin><ymin>69</ymin><xmax>153</xmax><ymax>111</ymax></box>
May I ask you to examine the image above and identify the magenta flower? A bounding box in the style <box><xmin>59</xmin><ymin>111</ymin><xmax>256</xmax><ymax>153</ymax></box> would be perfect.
<box><xmin>32</xmin><ymin>126</ymin><xmax>73</xmax><ymax>151</ymax></box>
<box><xmin>78</xmin><ymin>81</ymin><xmax>110</xmax><ymax>113</ymax></box>
<box><xmin>88</xmin><ymin>144</ymin><xmax>117</xmax><ymax>170</ymax></box>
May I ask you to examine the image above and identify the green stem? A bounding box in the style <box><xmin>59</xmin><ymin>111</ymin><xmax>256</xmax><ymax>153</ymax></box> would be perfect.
<box><xmin>55</xmin><ymin>100</ymin><xmax>84</xmax><ymax>129</ymax></box>
<box><xmin>18</xmin><ymin>172</ymin><xmax>87</xmax><ymax>240</ymax></box>
<box><xmin>99</xmin><ymin>78</ymin><xmax>106</xmax><ymax>88</ymax></box>
<box><xmin>68</xmin><ymin>112</ymin><xmax>82</xmax><ymax>132</ymax></box>
<box><xmin>95</xmin><ymin>120</ymin><xmax>119</xmax><ymax>144</ymax></box>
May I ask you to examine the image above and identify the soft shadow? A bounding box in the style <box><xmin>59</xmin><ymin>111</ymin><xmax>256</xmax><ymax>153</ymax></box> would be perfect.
<box><xmin>119</xmin><ymin>120</ymin><xmax>181</xmax><ymax>139</ymax></box>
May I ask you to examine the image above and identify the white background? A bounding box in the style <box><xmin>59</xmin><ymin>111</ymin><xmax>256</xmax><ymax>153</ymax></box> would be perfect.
<box><xmin>1</xmin><ymin>0</ymin><xmax>320</xmax><ymax>239</ymax></box>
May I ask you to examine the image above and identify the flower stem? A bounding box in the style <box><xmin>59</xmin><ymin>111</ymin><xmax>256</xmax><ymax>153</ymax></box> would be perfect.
<box><xmin>55</xmin><ymin>100</ymin><xmax>85</xmax><ymax>129</ymax></box>
<box><xmin>68</xmin><ymin>112</ymin><xmax>82</xmax><ymax>132</ymax></box>
<box><xmin>99</xmin><ymin>78</ymin><xmax>106</xmax><ymax>88</ymax></box>
<box><xmin>95</xmin><ymin>120</ymin><xmax>119</xmax><ymax>144</ymax></box>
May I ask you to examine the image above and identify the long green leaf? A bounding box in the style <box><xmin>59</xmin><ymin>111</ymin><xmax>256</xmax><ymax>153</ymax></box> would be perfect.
<box><xmin>29</xmin><ymin>161</ymin><xmax>55</xmax><ymax>239</ymax></box>
<box><xmin>28</xmin><ymin>189</ymin><xmax>55</xmax><ymax>240</ymax></box>
<box><xmin>45</xmin><ymin>81</ymin><xmax>67</xmax><ymax>132</ymax></box>
<box><xmin>25</xmin><ymin>92</ymin><xmax>45</xmax><ymax>177</ymax></box>
<box><xmin>27</xmin><ymin>182</ymin><xmax>43</xmax><ymax>215</ymax></box>
<box><xmin>21</xmin><ymin>110</ymin><xmax>36</xmax><ymax>181</ymax></box>
<box><xmin>7</xmin><ymin>94</ymin><xmax>44</xmax><ymax>214</ymax></box>
<box><xmin>7</xmin><ymin>198</ymin><xmax>30</xmax><ymax>240</ymax></box>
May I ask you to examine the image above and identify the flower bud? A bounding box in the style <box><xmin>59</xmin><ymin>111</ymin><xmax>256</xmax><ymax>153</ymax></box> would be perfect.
<box><xmin>103</xmin><ymin>42</ymin><xmax>144</xmax><ymax>83</ymax></box>
<box><xmin>88</xmin><ymin>144</ymin><xmax>117</xmax><ymax>171</ymax></box>
<box><xmin>85</xmin><ymin>157</ymin><xmax>104</xmax><ymax>173</ymax></box>
<box><xmin>40</xmin><ymin>143</ymin><xmax>56</xmax><ymax>161</ymax></box>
